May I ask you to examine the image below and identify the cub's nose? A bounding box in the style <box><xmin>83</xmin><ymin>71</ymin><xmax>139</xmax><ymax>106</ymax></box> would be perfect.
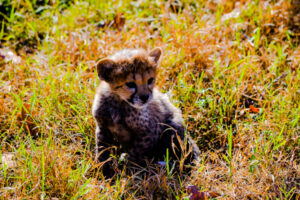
<box><xmin>140</xmin><ymin>94</ymin><xmax>149</xmax><ymax>103</ymax></box>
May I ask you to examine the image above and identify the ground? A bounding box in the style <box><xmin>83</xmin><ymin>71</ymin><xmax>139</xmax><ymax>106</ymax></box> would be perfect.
<box><xmin>0</xmin><ymin>0</ymin><xmax>299</xmax><ymax>199</ymax></box>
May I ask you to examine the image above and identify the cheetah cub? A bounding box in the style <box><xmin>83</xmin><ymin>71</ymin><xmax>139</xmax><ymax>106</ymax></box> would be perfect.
<box><xmin>92</xmin><ymin>48</ymin><xmax>199</xmax><ymax>176</ymax></box>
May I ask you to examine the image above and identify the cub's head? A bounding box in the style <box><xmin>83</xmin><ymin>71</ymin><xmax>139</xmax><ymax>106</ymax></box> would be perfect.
<box><xmin>96</xmin><ymin>48</ymin><xmax>161</xmax><ymax>108</ymax></box>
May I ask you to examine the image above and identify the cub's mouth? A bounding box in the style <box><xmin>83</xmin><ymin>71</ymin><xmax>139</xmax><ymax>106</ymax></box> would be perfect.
<box><xmin>127</xmin><ymin>95</ymin><xmax>152</xmax><ymax>108</ymax></box>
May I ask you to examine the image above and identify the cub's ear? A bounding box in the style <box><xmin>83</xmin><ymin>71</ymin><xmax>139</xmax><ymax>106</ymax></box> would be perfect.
<box><xmin>96</xmin><ymin>58</ymin><xmax>115</xmax><ymax>82</ymax></box>
<box><xmin>148</xmin><ymin>47</ymin><xmax>162</xmax><ymax>64</ymax></box>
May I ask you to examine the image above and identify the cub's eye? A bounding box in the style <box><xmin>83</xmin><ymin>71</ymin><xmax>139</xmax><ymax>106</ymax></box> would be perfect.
<box><xmin>148</xmin><ymin>78</ymin><xmax>154</xmax><ymax>85</ymax></box>
<box><xmin>126</xmin><ymin>82</ymin><xmax>136</xmax><ymax>89</ymax></box>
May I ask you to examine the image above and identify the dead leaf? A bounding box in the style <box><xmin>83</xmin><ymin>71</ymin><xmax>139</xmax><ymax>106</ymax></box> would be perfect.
<box><xmin>0</xmin><ymin>98</ymin><xmax>6</xmax><ymax>113</ymax></box>
<box><xmin>17</xmin><ymin>103</ymin><xmax>39</xmax><ymax>137</ymax></box>
<box><xmin>0</xmin><ymin>48</ymin><xmax>22</xmax><ymax>64</ymax></box>
<box><xmin>113</xmin><ymin>13</ymin><xmax>125</xmax><ymax>30</ymax></box>
<box><xmin>96</xmin><ymin>13</ymin><xmax>125</xmax><ymax>31</ymax></box>
<box><xmin>187</xmin><ymin>185</ymin><xmax>221</xmax><ymax>200</ymax></box>
<box><xmin>1</xmin><ymin>153</ymin><xmax>16</xmax><ymax>168</ymax></box>
<box><xmin>249</xmin><ymin>105</ymin><xmax>260</xmax><ymax>113</ymax></box>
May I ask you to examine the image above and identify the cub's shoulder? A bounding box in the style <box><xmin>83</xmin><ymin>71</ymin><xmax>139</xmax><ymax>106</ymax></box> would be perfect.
<box><xmin>92</xmin><ymin>82</ymin><xmax>115</xmax><ymax>119</ymax></box>
<box><xmin>150</xmin><ymin>88</ymin><xmax>182</xmax><ymax>117</ymax></box>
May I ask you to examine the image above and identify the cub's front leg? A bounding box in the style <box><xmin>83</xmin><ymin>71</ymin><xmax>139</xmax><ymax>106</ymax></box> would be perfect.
<box><xmin>95</xmin><ymin>123</ymin><xmax>117</xmax><ymax>178</ymax></box>
<box><xmin>127</xmin><ymin>134</ymin><xmax>156</xmax><ymax>165</ymax></box>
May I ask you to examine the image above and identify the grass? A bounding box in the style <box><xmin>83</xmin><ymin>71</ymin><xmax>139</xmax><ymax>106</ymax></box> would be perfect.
<box><xmin>0</xmin><ymin>0</ymin><xmax>299</xmax><ymax>199</ymax></box>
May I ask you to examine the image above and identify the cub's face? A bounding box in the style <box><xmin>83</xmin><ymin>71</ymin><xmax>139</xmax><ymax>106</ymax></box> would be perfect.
<box><xmin>96</xmin><ymin>48</ymin><xmax>161</xmax><ymax>108</ymax></box>
<box><xmin>112</xmin><ymin>70</ymin><xmax>156</xmax><ymax>107</ymax></box>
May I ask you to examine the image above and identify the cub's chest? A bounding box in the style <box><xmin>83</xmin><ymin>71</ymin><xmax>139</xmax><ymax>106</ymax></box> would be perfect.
<box><xmin>124</xmin><ymin>108</ymin><xmax>158</xmax><ymax>132</ymax></box>
<box><xmin>107</xmin><ymin>108</ymin><xmax>158</xmax><ymax>141</ymax></box>
<box><xmin>107</xmin><ymin>123</ymin><xmax>131</xmax><ymax>143</ymax></box>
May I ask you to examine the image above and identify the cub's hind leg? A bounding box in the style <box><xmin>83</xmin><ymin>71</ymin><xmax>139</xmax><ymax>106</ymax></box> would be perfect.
<box><xmin>156</xmin><ymin>118</ymin><xmax>185</xmax><ymax>161</ymax></box>
<box><xmin>156</xmin><ymin>118</ymin><xmax>200</xmax><ymax>167</ymax></box>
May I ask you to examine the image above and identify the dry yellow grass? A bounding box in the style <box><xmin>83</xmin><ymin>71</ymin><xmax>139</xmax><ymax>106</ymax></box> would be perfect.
<box><xmin>0</xmin><ymin>0</ymin><xmax>299</xmax><ymax>199</ymax></box>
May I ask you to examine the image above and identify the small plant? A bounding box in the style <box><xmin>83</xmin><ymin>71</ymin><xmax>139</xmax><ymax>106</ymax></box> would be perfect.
<box><xmin>223</xmin><ymin>126</ymin><xmax>233</xmax><ymax>182</ymax></box>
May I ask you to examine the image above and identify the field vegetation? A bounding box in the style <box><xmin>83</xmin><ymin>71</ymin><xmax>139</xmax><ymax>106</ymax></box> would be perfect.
<box><xmin>0</xmin><ymin>0</ymin><xmax>299</xmax><ymax>199</ymax></box>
